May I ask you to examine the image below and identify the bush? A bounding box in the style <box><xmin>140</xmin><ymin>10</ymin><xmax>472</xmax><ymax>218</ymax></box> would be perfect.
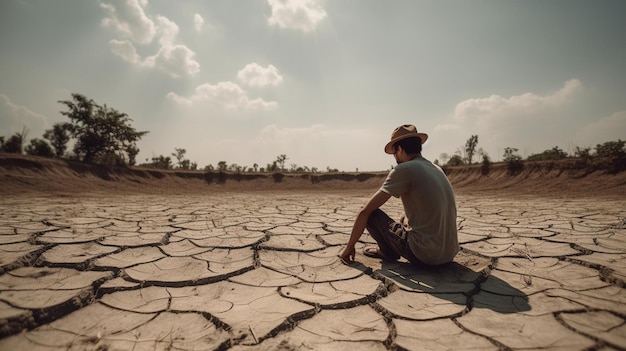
<box><xmin>481</xmin><ymin>154</ymin><xmax>491</xmax><ymax>175</ymax></box>
<box><xmin>503</xmin><ymin>147</ymin><xmax>523</xmax><ymax>176</ymax></box>
<box><xmin>25</xmin><ymin>138</ymin><xmax>54</xmax><ymax>157</ymax></box>
<box><xmin>527</xmin><ymin>146</ymin><xmax>568</xmax><ymax>161</ymax></box>
<box><xmin>1</xmin><ymin>133</ymin><xmax>25</xmax><ymax>153</ymax></box>
<box><xmin>595</xmin><ymin>140</ymin><xmax>625</xmax><ymax>173</ymax></box>
<box><xmin>446</xmin><ymin>155</ymin><xmax>464</xmax><ymax>167</ymax></box>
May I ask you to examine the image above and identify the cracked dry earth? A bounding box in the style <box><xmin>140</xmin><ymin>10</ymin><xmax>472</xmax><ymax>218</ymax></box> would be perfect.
<box><xmin>0</xmin><ymin>193</ymin><xmax>625</xmax><ymax>351</ymax></box>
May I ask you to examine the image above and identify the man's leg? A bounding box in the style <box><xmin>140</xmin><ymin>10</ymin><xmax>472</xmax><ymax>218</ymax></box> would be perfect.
<box><xmin>366</xmin><ymin>209</ymin><xmax>415</xmax><ymax>262</ymax></box>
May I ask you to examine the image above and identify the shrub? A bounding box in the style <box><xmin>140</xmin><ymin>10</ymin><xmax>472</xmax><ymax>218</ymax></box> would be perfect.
<box><xmin>25</xmin><ymin>138</ymin><xmax>54</xmax><ymax>157</ymax></box>
<box><xmin>481</xmin><ymin>153</ymin><xmax>491</xmax><ymax>175</ymax></box>
<box><xmin>527</xmin><ymin>146</ymin><xmax>568</xmax><ymax>161</ymax></box>
<box><xmin>595</xmin><ymin>140</ymin><xmax>625</xmax><ymax>173</ymax></box>
<box><xmin>503</xmin><ymin>147</ymin><xmax>523</xmax><ymax>176</ymax></box>
<box><xmin>446</xmin><ymin>155</ymin><xmax>464</xmax><ymax>167</ymax></box>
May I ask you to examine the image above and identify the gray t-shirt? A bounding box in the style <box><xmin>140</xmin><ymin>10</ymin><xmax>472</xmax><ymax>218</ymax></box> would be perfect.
<box><xmin>380</xmin><ymin>157</ymin><xmax>459</xmax><ymax>265</ymax></box>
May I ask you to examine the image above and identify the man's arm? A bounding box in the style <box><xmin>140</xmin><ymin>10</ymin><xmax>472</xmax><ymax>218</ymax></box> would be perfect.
<box><xmin>339</xmin><ymin>190</ymin><xmax>391</xmax><ymax>263</ymax></box>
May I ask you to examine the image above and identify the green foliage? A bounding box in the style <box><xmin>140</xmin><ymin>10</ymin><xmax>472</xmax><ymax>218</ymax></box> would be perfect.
<box><xmin>126</xmin><ymin>145</ymin><xmax>140</xmax><ymax>166</ymax></box>
<box><xmin>217</xmin><ymin>161</ymin><xmax>227</xmax><ymax>171</ymax></box>
<box><xmin>446</xmin><ymin>155</ymin><xmax>464</xmax><ymax>167</ymax></box>
<box><xmin>58</xmin><ymin>93</ymin><xmax>148</xmax><ymax>165</ymax></box>
<box><xmin>527</xmin><ymin>146</ymin><xmax>568</xmax><ymax>161</ymax></box>
<box><xmin>276</xmin><ymin>154</ymin><xmax>288</xmax><ymax>171</ymax></box>
<box><xmin>1</xmin><ymin>127</ymin><xmax>28</xmax><ymax>153</ymax></box>
<box><xmin>25</xmin><ymin>138</ymin><xmax>54</xmax><ymax>157</ymax></box>
<box><xmin>465</xmin><ymin>135</ymin><xmax>479</xmax><ymax>165</ymax></box>
<box><xmin>172</xmin><ymin>148</ymin><xmax>187</xmax><ymax>169</ymax></box>
<box><xmin>95</xmin><ymin>152</ymin><xmax>127</xmax><ymax>167</ymax></box>
<box><xmin>481</xmin><ymin>153</ymin><xmax>491</xmax><ymax>175</ymax></box>
<box><xmin>503</xmin><ymin>147</ymin><xmax>523</xmax><ymax>175</ymax></box>
<box><xmin>595</xmin><ymin>140</ymin><xmax>625</xmax><ymax>173</ymax></box>
<box><xmin>43</xmin><ymin>123</ymin><xmax>71</xmax><ymax>158</ymax></box>
<box><xmin>1</xmin><ymin>134</ymin><xmax>24</xmax><ymax>153</ymax></box>
<box><xmin>574</xmin><ymin>146</ymin><xmax>592</xmax><ymax>161</ymax></box>
<box><xmin>149</xmin><ymin>155</ymin><xmax>172</xmax><ymax>169</ymax></box>
<box><xmin>267</xmin><ymin>161</ymin><xmax>278</xmax><ymax>172</ymax></box>
<box><xmin>595</xmin><ymin>140</ymin><xmax>625</xmax><ymax>158</ymax></box>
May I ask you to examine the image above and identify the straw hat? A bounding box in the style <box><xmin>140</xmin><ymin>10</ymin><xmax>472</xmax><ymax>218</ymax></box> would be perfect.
<box><xmin>384</xmin><ymin>124</ymin><xmax>428</xmax><ymax>154</ymax></box>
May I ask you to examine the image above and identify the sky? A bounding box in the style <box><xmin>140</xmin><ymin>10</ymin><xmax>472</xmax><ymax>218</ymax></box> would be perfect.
<box><xmin>1</xmin><ymin>0</ymin><xmax>625</xmax><ymax>172</ymax></box>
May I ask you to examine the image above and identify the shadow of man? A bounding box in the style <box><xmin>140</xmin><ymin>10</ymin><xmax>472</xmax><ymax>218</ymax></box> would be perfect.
<box><xmin>351</xmin><ymin>254</ymin><xmax>531</xmax><ymax>315</ymax></box>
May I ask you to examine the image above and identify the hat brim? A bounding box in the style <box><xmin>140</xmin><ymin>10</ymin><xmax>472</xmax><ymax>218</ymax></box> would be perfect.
<box><xmin>384</xmin><ymin>133</ymin><xmax>428</xmax><ymax>154</ymax></box>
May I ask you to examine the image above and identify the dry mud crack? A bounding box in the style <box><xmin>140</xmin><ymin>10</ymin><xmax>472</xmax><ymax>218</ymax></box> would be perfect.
<box><xmin>0</xmin><ymin>193</ymin><xmax>625</xmax><ymax>350</ymax></box>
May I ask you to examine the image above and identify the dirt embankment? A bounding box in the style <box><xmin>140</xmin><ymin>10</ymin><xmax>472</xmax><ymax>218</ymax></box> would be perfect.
<box><xmin>1</xmin><ymin>154</ymin><xmax>624</xmax><ymax>198</ymax></box>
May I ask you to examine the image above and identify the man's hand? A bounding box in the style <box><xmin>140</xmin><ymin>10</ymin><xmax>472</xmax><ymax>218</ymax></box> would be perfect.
<box><xmin>339</xmin><ymin>245</ymin><xmax>355</xmax><ymax>264</ymax></box>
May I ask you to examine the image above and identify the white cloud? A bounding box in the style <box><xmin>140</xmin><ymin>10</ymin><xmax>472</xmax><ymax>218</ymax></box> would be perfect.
<box><xmin>109</xmin><ymin>39</ymin><xmax>199</xmax><ymax>78</ymax></box>
<box><xmin>109</xmin><ymin>39</ymin><xmax>142</xmax><ymax>64</ymax></box>
<box><xmin>0</xmin><ymin>94</ymin><xmax>48</xmax><ymax>137</ymax></box>
<box><xmin>194</xmin><ymin>13</ymin><xmax>204</xmax><ymax>32</ymax></box>
<box><xmin>101</xmin><ymin>2</ymin><xmax>200</xmax><ymax>78</ymax></box>
<box><xmin>267</xmin><ymin>0</ymin><xmax>327</xmax><ymax>32</ymax></box>
<box><xmin>430</xmin><ymin>79</ymin><xmax>585</xmax><ymax>160</ymax></box>
<box><xmin>237</xmin><ymin>63</ymin><xmax>283</xmax><ymax>87</ymax></box>
<box><xmin>100</xmin><ymin>0</ymin><xmax>156</xmax><ymax>44</ymax></box>
<box><xmin>576</xmin><ymin>110</ymin><xmax>626</xmax><ymax>146</ymax></box>
<box><xmin>145</xmin><ymin>44</ymin><xmax>200</xmax><ymax>78</ymax></box>
<box><xmin>167</xmin><ymin>82</ymin><xmax>278</xmax><ymax>111</ymax></box>
<box><xmin>453</xmin><ymin>79</ymin><xmax>582</xmax><ymax>125</ymax></box>
<box><xmin>155</xmin><ymin>15</ymin><xmax>178</xmax><ymax>45</ymax></box>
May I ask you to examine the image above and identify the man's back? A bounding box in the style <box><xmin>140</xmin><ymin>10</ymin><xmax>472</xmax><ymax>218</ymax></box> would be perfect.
<box><xmin>381</xmin><ymin>158</ymin><xmax>459</xmax><ymax>265</ymax></box>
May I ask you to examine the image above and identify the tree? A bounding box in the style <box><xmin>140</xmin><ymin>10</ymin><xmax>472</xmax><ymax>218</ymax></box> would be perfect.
<box><xmin>58</xmin><ymin>93</ymin><xmax>148</xmax><ymax>164</ymax></box>
<box><xmin>1</xmin><ymin>127</ymin><xmax>28</xmax><ymax>154</ymax></box>
<box><xmin>595</xmin><ymin>140</ymin><xmax>625</xmax><ymax>158</ymax></box>
<box><xmin>43</xmin><ymin>123</ymin><xmax>71</xmax><ymax>158</ymax></box>
<box><xmin>150</xmin><ymin>155</ymin><xmax>172</xmax><ymax>169</ymax></box>
<box><xmin>465</xmin><ymin>135</ymin><xmax>479</xmax><ymax>165</ymax></box>
<box><xmin>2</xmin><ymin>134</ymin><xmax>24</xmax><ymax>153</ymax></box>
<box><xmin>574</xmin><ymin>146</ymin><xmax>591</xmax><ymax>161</ymax></box>
<box><xmin>267</xmin><ymin>161</ymin><xmax>278</xmax><ymax>172</ymax></box>
<box><xmin>503</xmin><ymin>147</ymin><xmax>523</xmax><ymax>175</ymax></box>
<box><xmin>446</xmin><ymin>155</ymin><xmax>464</xmax><ymax>166</ymax></box>
<box><xmin>172</xmin><ymin>148</ymin><xmax>187</xmax><ymax>169</ymax></box>
<box><xmin>595</xmin><ymin>140</ymin><xmax>625</xmax><ymax>173</ymax></box>
<box><xmin>217</xmin><ymin>161</ymin><xmax>228</xmax><ymax>171</ymax></box>
<box><xmin>480</xmin><ymin>152</ymin><xmax>491</xmax><ymax>175</ymax></box>
<box><xmin>276</xmin><ymin>154</ymin><xmax>288</xmax><ymax>171</ymax></box>
<box><xmin>126</xmin><ymin>145</ymin><xmax>140</xmax><ymax>166</ymax></box>
<box><xmin>527</xmin><ymin>146</ymin><xmax>568</xmax><ymax>161</ymax></box>
<box><xmin>25</xmin><ymin>138</ymin><xmax>54</xmax><ymax>157</ymax></box>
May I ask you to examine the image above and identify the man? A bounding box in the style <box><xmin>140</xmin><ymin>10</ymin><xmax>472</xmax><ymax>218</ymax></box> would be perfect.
<box><xmin>339</xmin><ymin>124</ymin><xmax>459</xmax><ymax>266</ymax></box>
